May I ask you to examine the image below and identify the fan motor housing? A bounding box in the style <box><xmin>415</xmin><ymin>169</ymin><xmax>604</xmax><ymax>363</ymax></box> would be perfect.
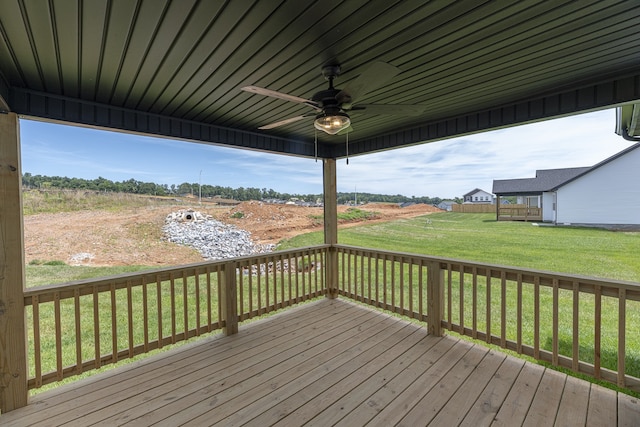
<box><xmin>312</xmin><ymin>88</ymin><xmax>342</xmax><ymax>106</ymax></box>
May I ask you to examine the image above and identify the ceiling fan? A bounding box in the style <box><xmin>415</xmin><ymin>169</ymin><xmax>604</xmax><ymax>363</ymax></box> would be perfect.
<box><xmin>241</xmin><ymin>62</ymin><xmax>425</xmax><ymax>135</ymax></box>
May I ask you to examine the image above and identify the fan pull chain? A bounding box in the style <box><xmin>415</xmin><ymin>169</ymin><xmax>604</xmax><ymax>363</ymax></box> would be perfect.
<box><xmin>346</xmin><ymin>132</ymin><xmax>349</xmax><ymax>165</ymax></box>
<box><xmin>314</xmin><ymin>129</ymin><xmax>318</xmax><ymax>162</ymax></box>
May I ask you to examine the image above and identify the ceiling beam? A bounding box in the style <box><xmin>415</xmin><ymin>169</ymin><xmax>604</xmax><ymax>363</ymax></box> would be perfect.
<box><xmin>8</xmin><ymin>88</ymin><xmax>328</xmax><ymax>158</ymax></box>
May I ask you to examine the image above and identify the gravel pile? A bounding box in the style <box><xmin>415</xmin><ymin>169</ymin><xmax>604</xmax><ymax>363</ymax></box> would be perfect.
<box><xmin>163</xmin><ymin>209</ymin><xmax>275</xmax><ymax>260</ymax></box>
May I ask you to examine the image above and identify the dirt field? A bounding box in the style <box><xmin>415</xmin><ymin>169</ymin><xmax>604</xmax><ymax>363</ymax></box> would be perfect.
<box><xmin>24</xmin><ymin>201</ymin><xmax>442</xmax><ymax>267</ymax></box>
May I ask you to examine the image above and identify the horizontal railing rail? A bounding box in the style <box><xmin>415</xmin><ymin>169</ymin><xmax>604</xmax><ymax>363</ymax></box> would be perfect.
<box><xmin>498</xmin><ymin>206</ymin><xmax>542</xmax><ymax>220</ymax></box>
<box><xmin>23</xmin><ymin>245</ymin><xmax>328</xmax><ymax>389</ymax></box>
<box><xmin>334</xmin><ymin>244</ymin><xmax>640</xmax><ymax>392</ymax></box>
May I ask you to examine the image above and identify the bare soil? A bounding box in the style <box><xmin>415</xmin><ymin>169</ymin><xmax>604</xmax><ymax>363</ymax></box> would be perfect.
<box><xmin>24</xmin><ymin>202</ymin><xmax>442</xmax><ymax>267</ymax></box>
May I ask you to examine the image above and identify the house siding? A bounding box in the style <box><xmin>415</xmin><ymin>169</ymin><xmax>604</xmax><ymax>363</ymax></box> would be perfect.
<box><xmin>464</xmin><ymin>190</ymin><xmax>494</xmax><ymax>204</ymax></box>
<box><xmin>555</xmin><ymin>147</ymin><xmax>640</xmax><ymax>225</ymax></box>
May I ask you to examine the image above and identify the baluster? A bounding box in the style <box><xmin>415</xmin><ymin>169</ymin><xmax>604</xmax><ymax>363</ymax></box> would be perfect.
<box><xmin>195</xmin><ymin>272</ymin><xmax>201</xmax><ymax>335</ymax></box>
<box><xmin>33</xmin><ymin>295</ymin><xmax>42</xmax><ymax>388</ymax></box>
<box><xmin>501</xmin><ymin>271</ymin><xmax>506</xmax><ymax>348</ymax></box>
<box><xmin>552</xmin><ymin>278</ymin><xmax>559</xmax><ymax>366</ymax></box>
<box><xmin>156</xmin><ymin>276</ymin><xmax>163</xmax><ymax>349</ymax></box>
<box><xmin>516</xmin><ymin>274</ymin><xmax>522</xmax><ymax>353</ymax></box>
<box><xmin>74</xmin><ymin>288</ymin><xmax>82</xmax><ymax>374</ymax></box>
<box><xmin>618</xmin><ymin>287</ymin><xmax>626</xmax><ymax>387</ymax></box>
<box><xmin>572</xmin><ymin>281</ymin><xmax>579</xmax><ymax>372</ymax></box>
<box><xmin>594</xmin><ymin>285</ymin><xmax>602</xmax><ymax>379</ymax></box>
<box><xmin>472</xmin><ymin>267</ymin><xmax>478</xmax><ymax>339</ymax></box>
<box><xmin>447</xmin><ymin>263</ymin><xmax>452</xmax><ymax>330</ymax></box>
<box><xmin>460</xmin><ymin>264</ymin><xmax>465</xmax><ymax>334</ymax></box>
<box><xmin>110</xmin><ymin>283</ymin><xmax>117</xmax><ymax>363</ymax></box>
<box><xmin>182</xmin><ymin>272</ymin><xmax>188</xmax><ymax>337</ymax></box>
<box><xmin>127</xmin><ymin>280</ymin><xmax>134</xmax><ymax>358</ymax></box>
<box><xmin>534</xmin><ymin>276</ymin><xmax>540</xmax><ymax>359</ymax></box>
<box><xmin>143</xmin><ymin>279</ymin><xmax>149</xmax><ymax>352</ymax></box>
<box><xmin>170</xmin><ymin>274</ymin><xmax>176</xmax><ymax>344</ymax></box>
<box><xmin>93</xmin><ymin>286</ymin><xmax>101</xmax><ymax>368</ymax></box>
<box><xmin>486</xmin><ymin>270</ymin><xmax>491</xmax><ymax>344</ymax></box>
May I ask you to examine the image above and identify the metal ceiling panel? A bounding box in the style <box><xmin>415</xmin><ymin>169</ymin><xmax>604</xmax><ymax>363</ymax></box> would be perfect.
<box><xmin>1</xmin><ymin>0</ymin><xmax>639</xmax><ymax>158</ymax></box>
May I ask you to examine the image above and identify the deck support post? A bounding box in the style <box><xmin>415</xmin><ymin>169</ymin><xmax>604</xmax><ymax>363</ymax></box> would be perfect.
<box><xmin>221</xmin><ymin>262</ymin><xmax>238</xmax><ymax>336</ymax></box>
<box><xmin>323</xmin><ymin>159</ymin><xmax>338</xmax><ymax>298</ymax></box>
<box><xmin>427</xmin><ymin>261</ymin><xmax>444</xmax><ymax>337</ymax></box>
<box><xmin>0</xmin><ymin>112</ymin><xmax>28</xmax><ymax>412</ymax></box>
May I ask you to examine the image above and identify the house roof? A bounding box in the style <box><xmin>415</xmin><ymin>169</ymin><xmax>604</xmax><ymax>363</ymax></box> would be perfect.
<box><xmin>493</xmin><ymin>143</ymin><xmax>640</xmax><ymax>195</ymax></box>
<box><xmin>462</xmin><ymin>188</ymin><xmax>492</xmax><ymax>198</ymax></box>
<box><xmin>1</xmin><ymin>2</ymin><xmax>639</xmax><ymax>159</ymax></box>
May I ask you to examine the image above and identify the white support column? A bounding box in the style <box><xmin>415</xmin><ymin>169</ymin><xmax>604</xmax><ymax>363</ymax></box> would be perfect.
<box><xmin>0</xmin><ymin>112</ymin><xmax>28</xmax><ymax>412</ymax></box>
<box><xmin>323</xmin><ymin>159</ymin><xmax>338</xmax><ymax>298</ymax></box>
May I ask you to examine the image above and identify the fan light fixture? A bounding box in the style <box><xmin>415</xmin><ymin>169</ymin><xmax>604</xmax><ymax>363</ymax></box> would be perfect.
<box><xmin>314</xmin><ymin>111</ymin><xmax>350</xmax><ymax>135</ymax></box>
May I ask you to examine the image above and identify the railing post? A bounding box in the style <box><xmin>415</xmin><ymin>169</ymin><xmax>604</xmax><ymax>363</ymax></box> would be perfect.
<box><xmin>323</xmin><ymin>159</ymin><xmax>338</xmax><ymax>298</ymax></box>
<box><xmin>427</xmin><ymin>261</ymin><xmax>444</xmax><ymax>337</ymax></box>
<box><xmin>221</xmin><ymin>262</ymin><xmax>238</xmax><ymax>336</ymax></box>
<box><xmin>0</xmin><ymin>112</ymin><xmax>28</xmax><ymax>412</ymax></box>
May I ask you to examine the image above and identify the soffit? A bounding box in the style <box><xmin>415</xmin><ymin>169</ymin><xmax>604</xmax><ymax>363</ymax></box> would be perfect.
<box><xmin>1</xmin><ymin>1</ymin><xmax>639</xmax><ymax>158</ymax></box>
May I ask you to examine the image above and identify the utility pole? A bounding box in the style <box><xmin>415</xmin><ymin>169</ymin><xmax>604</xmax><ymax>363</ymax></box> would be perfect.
<box><xmin>199</xmin><ymin>170</ymin><xmax>202</xmax><ymax>205</ymax></box>
<box><xmin>354</xmin><ymin>185</ymin><xmax>357</xmax><ymax>205</ymax></box>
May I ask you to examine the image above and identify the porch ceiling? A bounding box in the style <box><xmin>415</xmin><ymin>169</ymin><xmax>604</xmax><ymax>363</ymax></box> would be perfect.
<box><xmin>1</xmin><ymin>1</ymin><xmax>640</xmax><ymax>159</ymax></box>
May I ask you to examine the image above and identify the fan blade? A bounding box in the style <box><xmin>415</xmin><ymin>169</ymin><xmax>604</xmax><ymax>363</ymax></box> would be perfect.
<box><xmin>241</xmin><ymin>85</ymin><xmax>321</xmax><ymax>110</ymax></box>
<box><xmin>258</xmin><ymin>114</ymin><xmax>312</xmax><ymax>130</ymax></box>
<box><xmin>336</xmin><ymin>62</ymin><xmax>401</xmax><ymax>105</ymax></box>
<box><xmin>350</xmin><ymin>104</ymin><xmax>425</xmax><ymax>116</ymax></box>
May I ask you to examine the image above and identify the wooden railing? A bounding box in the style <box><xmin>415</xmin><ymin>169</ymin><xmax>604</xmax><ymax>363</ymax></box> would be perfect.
<box><xmin>498</xmin><ymin>205</ymin><xmax>542</xmax><ymax>221</ymax></box>
<box><xmin>334</xmin><ymin>244</ymin><xmax>640</xmax><ymax>392</ymax></box>
<box><xmin>23</xmin><ymin>243</ymin><xmax>640</xmax><ymax>393</ymax></box>
<box><xmin>23</xmin><ymin>246</ymin><xmax>328</xmax><ymax>389</ymax></box>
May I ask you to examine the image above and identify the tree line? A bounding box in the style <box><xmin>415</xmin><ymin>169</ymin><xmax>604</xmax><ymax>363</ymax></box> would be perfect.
<box><xmin>21</xmin><ymin>173</ymin><xmax>457</xmax><ymax>205</ymax></box>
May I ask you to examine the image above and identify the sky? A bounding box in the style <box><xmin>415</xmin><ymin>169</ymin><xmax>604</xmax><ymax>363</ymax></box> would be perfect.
<box><xmin>19</xmin><ymin>108</ymin><xmax>635</xmax><ymax>199</ymax></box>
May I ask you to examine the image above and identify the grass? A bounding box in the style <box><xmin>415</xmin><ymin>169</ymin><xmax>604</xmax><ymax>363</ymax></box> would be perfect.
<box><xmin>308</xmin><ymin>208</ymin><xmax>380</xmax><ymax>226</ymax></box>
<box><xmin>26</xmin><ymin>264</ymin><xmax>154</xmax><ymax>287</ymax></box>
<box><xmin>279</xmin><ymin>212</ymin><xmax>640</xmax><ymax>282</ymax></box>
<box><xmin>22</xmin><ymin>189</ymin><xmax>181</xmax><ymax>215</ymax></box>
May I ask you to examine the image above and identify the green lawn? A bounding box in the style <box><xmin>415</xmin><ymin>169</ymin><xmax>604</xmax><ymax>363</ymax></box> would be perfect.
<box><xmin>279</xmin><ymin>212</ymin><xmax>640</xmax><ymax>282</ymax></box>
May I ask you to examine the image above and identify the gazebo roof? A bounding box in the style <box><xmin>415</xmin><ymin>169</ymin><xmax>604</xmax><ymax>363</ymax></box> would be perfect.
<box><xmin>1</xmin><ymin>1</ymin><xmax>639</xmax><ymax>159</ymax></box>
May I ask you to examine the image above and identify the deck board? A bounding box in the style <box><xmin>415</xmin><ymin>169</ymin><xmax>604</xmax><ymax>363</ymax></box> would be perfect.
<box><xmin>554</xmin><ymin>374</ymin><xmax>591</xmax><ymax>426</ymax></box>
<box><xmin>1</xmin><ymin>298</ymin><xmax>638</xmax><ymax>426</ymax></box>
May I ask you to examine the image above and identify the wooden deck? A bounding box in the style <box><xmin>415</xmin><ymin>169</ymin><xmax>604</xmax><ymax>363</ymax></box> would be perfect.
<box><xmin>2</xmin><ymin>299</ymin><xmax>639</xmax><ymax>426</ymax></box>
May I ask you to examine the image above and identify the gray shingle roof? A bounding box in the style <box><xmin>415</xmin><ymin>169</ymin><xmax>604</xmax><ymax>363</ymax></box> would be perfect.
<box><xmin>493</xmin><ymin>167</ymin><xmax>590</xmax><ymax>195</ymax></box>
<box><xmin>492</xmin><ymin>143</ymin><xmax>640</xmax><ymax>195</ymax></box>
<box><xmin>462</xmin><ymin>188</ymin><xmax>491</xmax><ymax>198</ymax></box>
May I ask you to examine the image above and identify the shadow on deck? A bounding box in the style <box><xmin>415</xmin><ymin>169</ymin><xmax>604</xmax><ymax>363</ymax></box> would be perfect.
<box><xmin>2</xmin><ymin>299</ymin><xmax>639</xmax><ymax>426</ymax></box>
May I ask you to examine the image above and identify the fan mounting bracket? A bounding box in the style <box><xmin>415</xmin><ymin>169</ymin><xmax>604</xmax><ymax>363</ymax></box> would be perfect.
<box><xmin>321</xmin><ymin>65</ymin><xmax>341</xmax><ymax>80</ymax></box>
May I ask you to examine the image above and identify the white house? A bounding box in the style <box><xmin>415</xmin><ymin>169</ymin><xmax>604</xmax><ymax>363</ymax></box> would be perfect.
<box><xmin>492</xmin><ymin>143</ymin><xmax>640</xmax><ymax>227</ymax></box>
<box><xmin>462</xmin><ymin>188</ymin><xmax>494</xmax><ymax>204</ymax></box>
